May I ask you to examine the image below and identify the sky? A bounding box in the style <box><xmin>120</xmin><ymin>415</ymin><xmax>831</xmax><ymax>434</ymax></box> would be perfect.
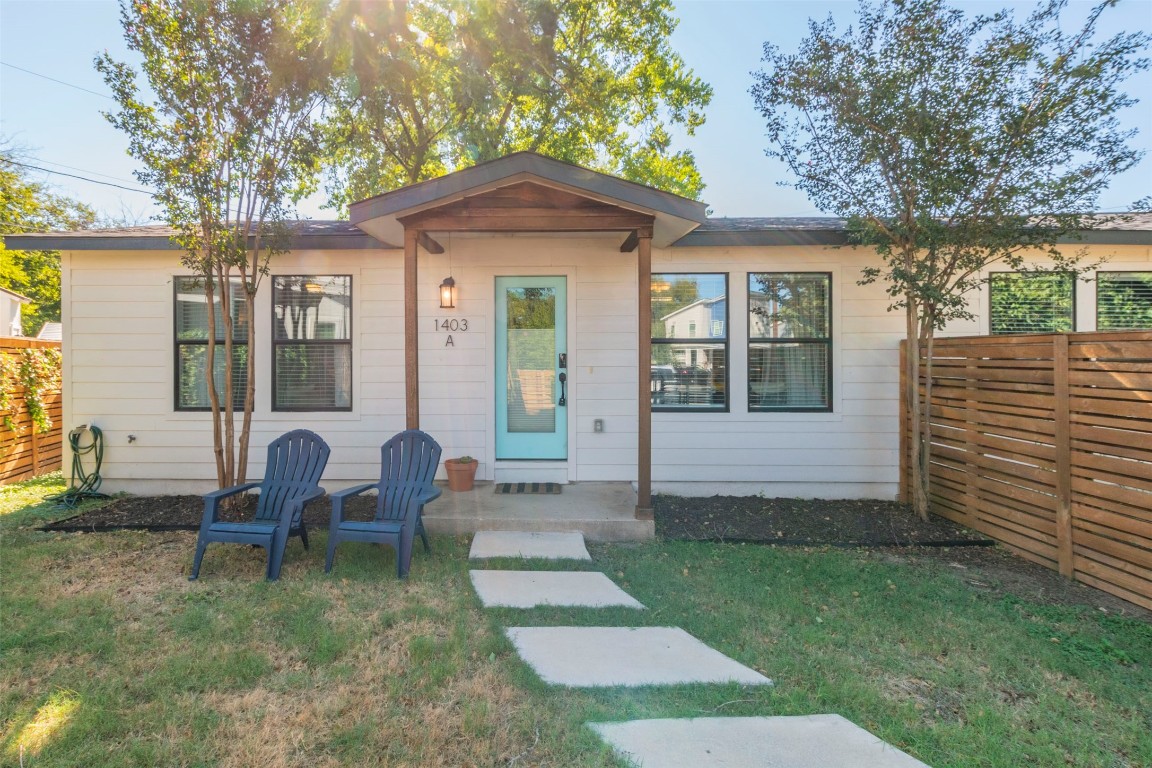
<box><xmin>1</xmin><ymin>0</ymin><xmax>1150</xmax><ymax>224</ymax></box>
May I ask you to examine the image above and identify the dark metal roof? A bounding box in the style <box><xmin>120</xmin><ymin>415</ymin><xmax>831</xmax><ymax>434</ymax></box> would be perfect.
<box><xmin>4</xmin><ymin>212</ymin><xmax>1148</xmax><ymax>251</ymax></box>
<box><xmin>1</xmin><ymin>220</ymin><xmax>386</xmax><ymax>251</ymax></box>
<box><xmin>673</xmin><ymin>213</ymin><xmax>1152</xmax><ymax>247</ymax></box>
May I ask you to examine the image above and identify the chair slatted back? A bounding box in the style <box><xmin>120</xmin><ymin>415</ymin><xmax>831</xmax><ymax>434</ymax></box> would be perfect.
<box><xmin>254</xmin><ymin>429</ymin><xmax>332</xmax><ymax>526</ymax></box>
<box><xmin>375</xmin><ymin>429</ymin><xmax>442</xmax><ymax>523</ymax></box>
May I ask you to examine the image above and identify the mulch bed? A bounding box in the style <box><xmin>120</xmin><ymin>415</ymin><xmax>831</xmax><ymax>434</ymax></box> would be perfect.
<box><xmin>654</xmin><ymin>495</ymin><xmax>992</xmax><ymax>547</ymax></box>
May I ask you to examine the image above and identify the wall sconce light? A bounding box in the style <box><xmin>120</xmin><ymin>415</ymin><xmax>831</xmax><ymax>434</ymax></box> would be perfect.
<box><xmin>439</xmin><ymin>276</ymin><xmax>456</xmax><ymax>309</ymax></box>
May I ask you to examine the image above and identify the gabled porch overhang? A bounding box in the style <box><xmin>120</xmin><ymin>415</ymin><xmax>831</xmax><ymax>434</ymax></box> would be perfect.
<box><xmin>349</xmin><ymin>152</ymin><xmax>707</xmax><ymax>518</ymax></box>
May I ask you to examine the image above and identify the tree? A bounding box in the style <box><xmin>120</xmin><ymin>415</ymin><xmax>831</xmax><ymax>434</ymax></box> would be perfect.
<box><xmin>752</xmin><ymin>0</ymin><xmax>1149</xmax><ymax>518</ymax></box>
<box><xmin>97</xmin><ymin>0</ymin><xmax>331</xmax><ymax>489</ymax></box>
<box><xmin>323</xmin><ymin>0</ymin><xmax>712</xmax><ymax>209</ymax></box>
<box><xmin>0</xmin><ymin>145</ymin><xmax>96</xmax><ymax>336</ymax></box>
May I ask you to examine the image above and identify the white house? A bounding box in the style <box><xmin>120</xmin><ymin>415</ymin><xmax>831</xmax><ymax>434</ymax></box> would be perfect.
<box><xmin>0</xmin><ymin>286</ymin><xmax>31</xmax><ymax>337</ymax></box>
<box><xmin>8</xmin><ymin>153</ymin><xmax>1152</xmax><ymax>520</ymax></box>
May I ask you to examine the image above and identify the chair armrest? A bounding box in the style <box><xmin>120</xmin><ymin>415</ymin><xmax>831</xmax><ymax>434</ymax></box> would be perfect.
<box><xmin>201</xmin><ymin>482</ymin><xmax>261</xmax><ymax>524</ymax></box>
<box><xmin>330</xmin><ymin>482</ymin><xmax>377</xmax><ymax>523</ymax></box>
<box><xmin>415</xmin><ymin>485</ymin><xmax>442</xmax><ymax>505</ymax></box>
<box><xmin>280</xmin><ymin>486</ymin><xmax>326</xmax><ymax>526</ymax></box>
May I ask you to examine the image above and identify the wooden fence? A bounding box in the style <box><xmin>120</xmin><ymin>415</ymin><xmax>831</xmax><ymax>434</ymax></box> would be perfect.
<box><xmin>900</xmin><ymin>332</ymin><xmax>1152</xmax><ymax>610</ymax></box>
<box><xmin>0</xmin><ymin>338</ymin><xmax>63</xmax><ymax>484</ymax></box>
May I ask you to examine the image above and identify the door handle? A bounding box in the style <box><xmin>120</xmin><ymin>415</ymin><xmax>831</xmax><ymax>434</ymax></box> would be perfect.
<box><xmin>558</xmin><ymin>372</ymin><xmax>567</xmax><ymax>407</ymax></box>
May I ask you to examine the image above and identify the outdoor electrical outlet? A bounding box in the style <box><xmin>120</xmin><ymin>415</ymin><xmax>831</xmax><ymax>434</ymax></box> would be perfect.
<box><xmin>594</xmin><ymin>419</ymin><xmax>604</xmax><ymax>433</ymax></box>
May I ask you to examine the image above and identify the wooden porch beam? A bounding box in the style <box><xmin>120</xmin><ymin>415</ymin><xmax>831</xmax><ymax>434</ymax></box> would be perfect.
<box><xmin>636</xmin><ymin>232</ymin><xmax>653</xmax><ymax>520</ymax></box>
<box><xmin>400</xmin><ymin>210</ymin><xmax>654</xmax><ymax>232</ymax></box>
<box><xmin>620</xmin><ymin>230</ymin><xmax>639</xmax><ymax>253</ymax></box>
<box><xmin>404</xmin><ymin>228</ymin><xmax>420</xmax><ymax>429</ymax></box>
<box><xmin>418</xmin><ymin>231</ymin><xmax>444</xmax><ymax>254</ymax></box>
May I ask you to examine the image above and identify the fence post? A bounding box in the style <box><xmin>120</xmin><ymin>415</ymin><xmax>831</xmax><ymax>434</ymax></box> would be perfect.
<box><xmin>1053</xmin><ymin>334</ymin><xmax>1073</xmax><ymax>578</ymax></box>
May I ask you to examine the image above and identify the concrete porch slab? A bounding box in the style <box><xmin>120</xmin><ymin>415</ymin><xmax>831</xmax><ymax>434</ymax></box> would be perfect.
<box><xmin>424</xmin><ymin>481</ymin><xmax>654</xmax><ymax>542</ymax></box>
<box><xmin>469</xmin><ymin>531</ymin><xmax>592</xmax><ymax>560</ymax></box>
<box><xmin>588</xmin><ymin>715</ymin><xmax>931</xmax><ymax>768</ymax></box>
<box><xmin>470</xmin><ymin>570</ymin><xmax>645</xmax><ymax>608</ymax></box>
<box><xmin>505</xmin><ymin>626</ymin><xmax>772</xmax><ymax>687</ymax></box>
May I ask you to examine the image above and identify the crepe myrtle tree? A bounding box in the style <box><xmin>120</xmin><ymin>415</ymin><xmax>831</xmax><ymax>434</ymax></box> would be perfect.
<box><xmin>751</xmin><ymin>0</ymin><xmax>1149</xmax><ymax>519</ymax></box>
<box><xmin>97</xmin><ymin>0</ymin><xmax>332</xmax><ymax>489</ymax></box>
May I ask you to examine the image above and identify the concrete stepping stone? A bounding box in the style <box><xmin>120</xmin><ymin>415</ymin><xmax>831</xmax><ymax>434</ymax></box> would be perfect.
<box><xmin>505</xmin><ymin>626</ymin><xmax>771</xmax><ymax>687</ymax></box>
<box><xmin>469</xmin><ymin>530</ymin><xmax>591</xmax><ymax>560</ymax></box>
<box><xmin>589</xmin><ymin>715</ymin><xmax>930</xmax><ymax>768</ymax></box>
<box><xmin>470</xmin><ymin>570</ymin><xmax>645</xmax><ymax>609</ymax></box>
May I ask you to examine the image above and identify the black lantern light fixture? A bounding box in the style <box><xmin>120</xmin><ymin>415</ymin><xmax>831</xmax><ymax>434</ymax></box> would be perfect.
<box><xmin>439</xmin><ymin>276</ymin><xmax>456</xmax><ymax>309</ymax></box>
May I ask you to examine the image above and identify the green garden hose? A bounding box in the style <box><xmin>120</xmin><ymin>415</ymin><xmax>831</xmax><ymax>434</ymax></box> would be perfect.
<box><xmin>48</xmin><ymin>424</ymin><xmax>109</xmax><ymax>508</ymax></box>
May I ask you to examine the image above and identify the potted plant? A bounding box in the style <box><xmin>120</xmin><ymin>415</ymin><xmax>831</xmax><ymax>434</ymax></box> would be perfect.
<box><xmin>444</xmin><ymin>455</ymin><xmax>478</xmax><ymax>491</ymax></box>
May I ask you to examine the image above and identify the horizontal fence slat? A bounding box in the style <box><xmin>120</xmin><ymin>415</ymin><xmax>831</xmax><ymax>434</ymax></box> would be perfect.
<box><xmin>905</xmin><ymin>331</ymin><xmax>1152</xmax><ymax>609</ymax></box>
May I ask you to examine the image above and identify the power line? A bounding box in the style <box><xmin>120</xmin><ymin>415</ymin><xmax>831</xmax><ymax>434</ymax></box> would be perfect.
<box><xmin>27</xmin><ymin>157</ymin><xmax>142</xmax><ymax>185</ymax></box>
<box><xmin>3</xmin><ymin>159</ymin><xmax>153</xmax><ymax>194</ymax></box>
<box><xmin>0</xmin><ymin>61</ymin><xmax>116</xmax><ymax>100</ymax></box>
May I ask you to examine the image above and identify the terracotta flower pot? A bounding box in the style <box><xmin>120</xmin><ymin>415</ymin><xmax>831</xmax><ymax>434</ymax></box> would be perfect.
<box><xmin>445</xmin><ymin>458</ymin><xmax>478</xmax><ymax>492</ymax></box>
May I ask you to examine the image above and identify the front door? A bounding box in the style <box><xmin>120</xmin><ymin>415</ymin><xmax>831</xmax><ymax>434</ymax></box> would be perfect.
<box><xmin>495</xmin><ymin>276</ymin><xmax>567</xmax><ymax>459</ymax></box>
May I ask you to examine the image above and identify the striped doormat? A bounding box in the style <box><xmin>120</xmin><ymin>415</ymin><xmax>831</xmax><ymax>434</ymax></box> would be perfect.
<box><xmin>495</xmin><ymin>482</ymin><xmax>562</xmax><ymax>495</ymax></box>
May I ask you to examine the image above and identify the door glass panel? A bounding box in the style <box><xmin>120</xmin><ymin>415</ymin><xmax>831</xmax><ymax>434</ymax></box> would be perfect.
<box><xmin>505</xmin><ymin>287</ymin><xmax>556</xmax><ymax>433</ymax></box>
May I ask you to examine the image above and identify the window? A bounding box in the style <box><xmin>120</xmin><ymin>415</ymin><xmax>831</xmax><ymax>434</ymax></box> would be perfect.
<box><xmin>989</xmin><ymin>272</ymin><xmax>1074</xmax><ymax>334</ymax></box>
<box><xmin>651</xmin><ymin>273</ymin><xmax>727</xmax><ymax>410</ymax></box>
<box><xmin>1097</xmin><ymin>272</ymin><xmax>1152</xmax><ymax>330</ymax></box>
<box><xmin>273</xmin><ymin>276</ymin><xmax>352</xmax><ymax>410</ymax></box>
<box><xmin>748</xmin><ymin>273</ymin><xmax>831</xmax><ymax>411</ymax></box>
<box><xmin>174</xmin><ymin>276</ymin><xmax>249</xmax><ymax>410</ymax></box>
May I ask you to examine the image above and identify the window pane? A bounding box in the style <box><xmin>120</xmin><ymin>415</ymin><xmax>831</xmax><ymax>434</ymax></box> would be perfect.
<box><xmin>651</xmin><ymin>274</ymin><xmax>727</xmax><ymax>339</ymax></box>
<box><xmin>1097</xmin><ymin>272</ymin><xmax>1152</xmax><ymax>330</ymax></box>
<box><xmin>749</xmin><ymin>343</ymin><xmax>829</xmax><ymax>409</ymax></box>
<box><xmin>177</xmin><ymin>344</ymin><xmax>248</xmax><ymax>409</ymax></box>
<box><xmin>749</xmin><ymin>273</ymin><xmax>829</xmax><ymax>338</ymax></box>
<box><xmin>989</xmin><ymin>273</ymin><xmax>1074</xmax><ymax>334</ymax></box>
<box><xmin>275</xmin><ymin>344</ymin><xmax>352</xmax><ymax>409</ymax></box>
<box><xmin>274</xmin><ymin>276</ymin><xmax>351</xmax><ymax>340</ymax></box>
<box><xmin>175</xmin><ymin>276</ymin><xmax>247</xmax><ymax>341</ymax></box>
<box><xmin>505</xmin><ymin>287</ymin><xmax>557</xmax><ymax>433</ymax></box>
<box><xmin>651</xmin><ymin>344</ymin><xmax>726</xmax><ymax>408</ymax></box>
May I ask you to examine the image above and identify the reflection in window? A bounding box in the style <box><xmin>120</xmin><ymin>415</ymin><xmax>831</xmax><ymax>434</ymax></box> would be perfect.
<box><xmin>651</xmin><ymin>273</ymin><xmax>728</xmax><ymax>410</ymax></box>
<box><xmin>273</xmin><ymin>276</ymin><xmax>352</xmax><ymax>410</ymax></box>
<box><xmin>748</xmin><ymin>273</ymin><xmax>831</xmax><ymax>411</ymax></box>
<box><xmin>505</xmin><ymin>287</ymin><xmax>556</xmax><ymax>433</ymax></box>
<box><xmin>174</xmin><ymin>276</ymin><xmax>248</xmax><ymax>410</ymax></box>
<box><xmin>989</xmin><ymin>272</ymin><xmax>1074</xmax><ymax>334</ymax></box>
<box><xmin>1097</xmin><ymin>272</ymin><xmax>1152</xmax><ymax>330</ymax></box>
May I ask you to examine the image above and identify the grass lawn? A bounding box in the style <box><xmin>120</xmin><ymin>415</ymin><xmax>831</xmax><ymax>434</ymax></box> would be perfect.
<box><xmin>2</xmin><ymin>474</ymin><xmax>1149</xmax><ymax>767</ymax></box>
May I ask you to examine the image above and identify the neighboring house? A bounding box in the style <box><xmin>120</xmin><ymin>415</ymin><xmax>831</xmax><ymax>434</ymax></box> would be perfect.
<box><xmin>37</xmin><ymin>322</ymin><xmax>63</xmax><ymax>341</ymax></box>
<box><xmin>0</xmin><ymin>286</ymin><xmax>31</xmax><ymax>337</ymax></box>
<box><xmin>6</xmin><ymin>153</ymin><xmax>1152</xmax><ymax>510</ymax></box>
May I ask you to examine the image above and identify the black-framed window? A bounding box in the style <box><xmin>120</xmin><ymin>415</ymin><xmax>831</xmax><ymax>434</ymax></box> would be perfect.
<box><xmin>651</xmin><ymin>273</ymin><xmax>728</xmax><ymax>411</ymax></box>
<box><xmin>273</xmin><ymin>276</ymin><xmax>352</xmax><ymax>411</ymax></box>
<box><xmin>748</xmin><ymin>272</ymin><xmax>832</xmax><ymax>412</ymax></box>
<box><xmin>1097</xmin><ymin>271</ymin><xmax>1152</xmax><ymax>330</ymax></box>
<box><xmin>174</xmin><ymin>276</ymin><xmax>248</xmax><ymax>411</ymax></box>
<box><xmin>989</xmin><ymin>272</ymin><xmax>1075</xmax><ymax>335</ymax></box>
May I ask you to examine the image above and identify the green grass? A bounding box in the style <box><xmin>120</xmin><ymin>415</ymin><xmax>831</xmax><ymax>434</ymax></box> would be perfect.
<box><xmin>2</xmin><ymin>475</ymin><xmax>1149</xmax><ymax>767</ymax></box>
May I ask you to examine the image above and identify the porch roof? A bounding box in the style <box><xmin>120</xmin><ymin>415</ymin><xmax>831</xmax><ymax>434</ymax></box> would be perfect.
<box><xmin>349</xmin><ymin>152</ymin><xmax>707</xmax><ymax>248</ymax></box>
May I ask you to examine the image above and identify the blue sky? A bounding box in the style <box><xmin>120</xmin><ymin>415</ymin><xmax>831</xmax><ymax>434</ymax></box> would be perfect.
<box><xmin>2</xmin><ymin>0</ymin><xmax>1150</xmax><ymax>223</ymax></box>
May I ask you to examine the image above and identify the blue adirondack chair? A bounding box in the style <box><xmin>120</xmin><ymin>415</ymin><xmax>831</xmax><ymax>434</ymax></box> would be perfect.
<box><xmin>325</xmin><ymin>429</ymin><xmax>442</xmax><ymax>578</ymax></box>
<box><xmin>190</xmin><ymin>429</ymin><xmax>331</xmax><ymax>581</ymax></box>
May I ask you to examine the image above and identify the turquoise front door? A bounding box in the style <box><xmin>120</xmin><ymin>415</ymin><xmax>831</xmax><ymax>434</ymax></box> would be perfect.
<box><xmin>495</xmin><ymin>276</ymin><xmax>568</xmax><ymax>459</ymax></box>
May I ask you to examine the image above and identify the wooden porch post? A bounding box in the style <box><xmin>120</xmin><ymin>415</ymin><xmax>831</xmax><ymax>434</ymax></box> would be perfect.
<box><xmin>404</xmin><ymin>228</ymin><xmax>420</xmax><ymax>429</ymax></box>
<box><xmin>636</xmin><ymin>231</ymin><xmax>653</xmax><ymax>519</ymax></box>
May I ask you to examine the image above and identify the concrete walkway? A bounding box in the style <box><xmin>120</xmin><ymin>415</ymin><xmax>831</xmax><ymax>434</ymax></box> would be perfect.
<box><xmin>467</xmin><ymin>529</ymin><xmax>932</xmax><ymax>768</ymax></box>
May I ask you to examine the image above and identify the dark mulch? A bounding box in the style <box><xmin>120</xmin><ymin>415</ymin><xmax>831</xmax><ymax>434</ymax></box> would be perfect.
<box><xmin>39</xmin><ymin>491</ymin><xmax>1149</xmax><ymax>618</ymax></box>
<box><xmin>654</xmin><ymin>494</ymin><xmax>992</xmax><ymax>547</ymax></box>
<box><xmin>42</xmin><ymin>494</ymin><xmax>377</xmax><ymax>532</ymax></box>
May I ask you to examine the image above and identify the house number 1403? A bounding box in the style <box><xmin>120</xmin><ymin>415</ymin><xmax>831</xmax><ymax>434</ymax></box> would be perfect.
<box><xmin>436</xmin><ymin>318</ymin><xmax>468</xmax><ymax>347</ymax></box>
<box><xmin>434</xmin><ymin>318</ymin><xmax>468</xmax><ymax>332</ymax></box>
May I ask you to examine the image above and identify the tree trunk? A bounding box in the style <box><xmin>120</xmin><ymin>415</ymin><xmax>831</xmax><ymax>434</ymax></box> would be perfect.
<box><xmin>905</xmin><ymin>300</ymin><xmax>930</xmax><ymax>520</ymax></box>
